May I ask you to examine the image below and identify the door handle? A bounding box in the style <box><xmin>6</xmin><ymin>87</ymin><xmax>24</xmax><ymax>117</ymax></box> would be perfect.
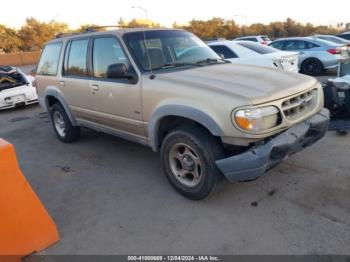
<box><xmin>91</xmin><ymin>84</ymin><xmax>99</xmax><ymax>91</ymax></box>
<box><xmin>59</xmin><ymin>81</ymin><xmax>65</xmax><ymax>87</ymax></box>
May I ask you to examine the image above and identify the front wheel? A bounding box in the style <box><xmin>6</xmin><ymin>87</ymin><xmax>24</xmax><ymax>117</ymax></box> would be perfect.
<box><xmin>161</xmin><ymin>125</ymin><xmax>225</xmax><ymax>200</ymax></box>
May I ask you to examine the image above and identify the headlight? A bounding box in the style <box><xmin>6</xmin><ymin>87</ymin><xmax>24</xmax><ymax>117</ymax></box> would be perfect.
<box><xmin>234</xmin><ymin>106</ymin><xmax>279</xmax><ymax>132</ymax></box>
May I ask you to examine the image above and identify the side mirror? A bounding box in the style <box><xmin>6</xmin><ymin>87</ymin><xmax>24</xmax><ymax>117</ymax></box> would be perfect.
<box><xmin>107</xmin><ymin>63</ymin><xmax>129</xmax><ymax>79</ymax></box>
<box><xmin>106</xmin><ymin>63</ymin><xmax>138</xmax><ymax>84</ymax></box>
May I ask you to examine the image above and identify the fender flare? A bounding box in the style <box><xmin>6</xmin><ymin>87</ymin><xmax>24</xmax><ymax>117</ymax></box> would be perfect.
<box><xmin>148</xmin><ymin>105</ymin><xmax>224</xmax><ymax>151</ymax></box>
<box><xmin>41</xmin><ymin>87</ymin><xmax>77</xmax><ymax>126</ymax></box>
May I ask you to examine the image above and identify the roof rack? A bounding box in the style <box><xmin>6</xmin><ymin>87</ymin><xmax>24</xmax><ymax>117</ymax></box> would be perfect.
<box><xmin>55</xmin><ymin>32</ymin><xmax>88</xmax><ymax>39</ymax></box>
<box><xmin>84</xmin><ymin>25</ymin><xmax>142</xmax><ymax>32</ymax></box>
<box><xmin>55</xmin><ymin>26</ymin><xmax>128</xmax><ymax>39</ymax></box>
<box><xmin>55</xmin><ymin>25</ymin><xmax>160</xmax><ymax>39</ymax></box>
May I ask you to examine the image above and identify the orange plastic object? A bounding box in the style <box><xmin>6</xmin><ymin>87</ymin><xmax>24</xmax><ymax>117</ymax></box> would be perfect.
<box><xmin>0</xmin><ymin>139</ymin><xmax>59</xmax><ymax>257</ymax></box>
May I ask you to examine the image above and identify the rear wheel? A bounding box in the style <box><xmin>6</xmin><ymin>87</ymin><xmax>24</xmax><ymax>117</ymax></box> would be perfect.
<box><xmin>301</xmin><ymin>58</ymin><xmax>323</xmax><ymax>76</ymax></box>
<box><xmin>161</xmin><ymin>125</ymin><xmax>225</xmax><ymax>200</ymax></box>
<box><xmin>50</xmin><ymin>103</ymin><xmax>80</xmax><ymax>143</ymax></box>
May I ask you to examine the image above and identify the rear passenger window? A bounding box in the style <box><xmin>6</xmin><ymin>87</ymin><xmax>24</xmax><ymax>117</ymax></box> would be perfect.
<box><xmin>210</xmin><ymin>45</ymin><xmax>238</xmax><ymax>59</ymax></box>
<box><xmin>270</xmin><ymin>41</ymin><xmax>284</xmax><ymax>50</ymax></box>
<box><xmin>92</xmin><ymin>37</ymin><xmax>130</xmax><ymax>78</ymax></box>
<box><xmin>37</xmin><ymin>42</ymin><xmax>62</xmax><ymax>76</ymax></box>
<box><xmin>64</xmin><ymin>39</ymin><xmax>89</xmax><ymax>77</ymax></box>
<box><xmin>306</xmin><ymin>42</ymin><xmax>319</xmax><ymax>49</ymax></box>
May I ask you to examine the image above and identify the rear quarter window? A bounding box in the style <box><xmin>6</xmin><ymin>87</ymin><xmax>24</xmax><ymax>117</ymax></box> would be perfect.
<box><xmin>210</xmin><ymin>45</ymin><xmax>238</xmax><ymax>59</ymax></box>
<box><xmin>37</xmin><ymin>42</ymin><xmax>62</xmax><ymax>76</ymax></box>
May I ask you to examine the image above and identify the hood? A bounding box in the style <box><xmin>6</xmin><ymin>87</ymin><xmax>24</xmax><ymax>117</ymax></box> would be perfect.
<box><xmin>155</xmin><ymin>63</ymin><xmax>317</xmax><ymax>105</ymax></box>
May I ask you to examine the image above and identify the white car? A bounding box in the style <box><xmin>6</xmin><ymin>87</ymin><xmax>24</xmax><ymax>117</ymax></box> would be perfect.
<box><xmin>209</xmin><ymin>40</ymin><xmax>299</xmax><ymax>73</ymax></box>
<box><xmin>0</xmin><ymin>66</ymin><xmax>38</xmax><ymax>110</ymax></box>
<box><xmin>234</xmin><ymin>35</ymin><xmax>272</xmax><ymax>45</ymax></box>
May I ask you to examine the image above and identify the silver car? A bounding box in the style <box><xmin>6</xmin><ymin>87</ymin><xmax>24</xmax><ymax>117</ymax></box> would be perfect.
<box><xmin>270</xmin><ymin>37</ymin><xmax>349</xmax><ymax>76</ymax></box>
<box><xmin>234</xmin><ymin>35</ymin><xmax>272</xmax><ymax>45</ymax></box>
<box><xmin>313</xmin><ymin>35</ymin><xmax>350</xmax><ymax>55</ymax></box>
<box><xmin>336</xmin><ymin>32</ymin><xmax>350</xmax><ymax>41</ymax></box>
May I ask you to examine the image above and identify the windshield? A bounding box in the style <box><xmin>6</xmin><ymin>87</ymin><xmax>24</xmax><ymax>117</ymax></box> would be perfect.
<box><xmin>237</xmin><ymin>41</ymin><xmax>277</xmax><ymax>54</ymax></box>
<box><xmin>123</xmin><ymin>30</ymin><xmax>222</xmax><ymax>71</ymax></box>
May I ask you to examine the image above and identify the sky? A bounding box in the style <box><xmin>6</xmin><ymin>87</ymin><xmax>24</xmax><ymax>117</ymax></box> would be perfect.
<box><xmin>1</xmin><ymin>0</ymin><xmax>349</xmax><ymax>29</ymax></box>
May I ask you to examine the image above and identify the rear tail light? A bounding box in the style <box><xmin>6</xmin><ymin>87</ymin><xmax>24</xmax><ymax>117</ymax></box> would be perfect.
<box><xmin>261</xmin><ymin>41</ymin><xmax>268</xmax><ymax>45</ymax></box>
<box><xmin>327</xmin><ymin>48</ymin><xmax>341</xmax><ymax>55</ymax></box>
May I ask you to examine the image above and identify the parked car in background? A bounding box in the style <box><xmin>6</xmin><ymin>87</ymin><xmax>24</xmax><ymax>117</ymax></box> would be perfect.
<box><xmin>313</xmin><ymin>35</ymin><xmax>350</xmax><ymax>55</ymax></box>
<box><xmin>270</xmin><ymin>37</ymin><xmax>349</xmax><ymax>76</ymax></box>
<box><xmin>336</xmin><ymin>32</ymin><xmax>350</xmax><ymax>40</ymax></box>
<box><xmin>204</xmin><ymin>37</ymin><xmax>226</xmax><ymax>43</ymax></box>
<box><xmin>0</xmin><ymin>66</ymin><xmax>38</xmax><ymax>110</ymax></box>
<box><xmin>208</xmin><ymin>40</ymin><xmax>299</xmax><ymax>72</ymax></box>
<box><xmin>234</xmin><ymin>35</ymin><xmax>272</xmax><ymax>45</ymax></box>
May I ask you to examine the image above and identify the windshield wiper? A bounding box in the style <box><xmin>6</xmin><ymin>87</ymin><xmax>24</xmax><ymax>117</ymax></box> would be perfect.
<box><xmin>152</xmin><ymin>62</ymin><xmax>199</xmax><ymax>70</ymax></box>
<box><xmin>161</xmin><ymin>62</ymin><xmax>197</xmax><ymax>69</ymax></box>
<box><xmin>155</xmin><ymin>58</ymin><xmax>229</xmax><ymax>70</ymax></box>
<box><xmin>195</xmin><ymin>58</ymin><xmax>229</xmax><ymax>65</ymax></box>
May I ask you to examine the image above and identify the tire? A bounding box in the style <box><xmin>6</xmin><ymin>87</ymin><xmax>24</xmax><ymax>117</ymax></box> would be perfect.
<box><xmin>301</xmin><ymin>58</ymin><xmax>323</xmax><ymax>76</ymax></box>
<box><xmin>50</xmin><ymin>103</ymin><xmax>80</xmax><ymax>143</ymax></box>
<box><xmin>161</xmin><ymin>125</ymin><xmax>225</xmax><ymax>200</ymax></box>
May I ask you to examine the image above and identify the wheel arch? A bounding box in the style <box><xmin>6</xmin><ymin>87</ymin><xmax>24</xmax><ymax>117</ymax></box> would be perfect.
<box><xmin>42</xmin><ymin>87</ymin><xmax>77</xmax><ymax>126</ymax></box>
<box><xmin>148</xmin><ymin>105</ymin><xmax>224</xmax><ymax>152</ymax></box>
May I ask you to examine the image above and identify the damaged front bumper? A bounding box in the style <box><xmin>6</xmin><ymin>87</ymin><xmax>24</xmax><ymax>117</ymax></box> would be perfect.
<box><xmin>216</xmin><ymin>108</ymin><xmax>330</xmax><ymax>182</ymax></box>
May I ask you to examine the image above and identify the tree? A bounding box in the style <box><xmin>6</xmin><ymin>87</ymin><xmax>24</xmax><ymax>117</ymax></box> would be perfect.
<box><xmin>118</xmin><ymin>18</ymin><xmax>160</xmax><ymax>28</ymax></box>
<box><xmin>0</xmin><ymin>25</ymin><xmax>22</xmax><ymax>53</ymax></box>
<box><xmin>18</xmin><ymin>17</ymin><xmax>69</xmax><ymax>51</ymax></box>
<box><xmin>284</xmin><ymin>18</ymin><xmax>302</xmax><ymax>36</ymax></box>
<box><xmin>175</xmin><ymin>18</ymin><xmax>240</xmax><ymax>39</ymax></box>
<box><xmin>266</xmin><ymin>22</ymin><xmax>287</xmax><ymax>39</ymax></box>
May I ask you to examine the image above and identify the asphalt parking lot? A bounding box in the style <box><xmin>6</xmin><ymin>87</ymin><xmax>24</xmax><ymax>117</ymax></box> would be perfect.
<box><xmin>1</xmin><ymin>72</ymin><xmax>350</xmax><ymax>255</ymax></box>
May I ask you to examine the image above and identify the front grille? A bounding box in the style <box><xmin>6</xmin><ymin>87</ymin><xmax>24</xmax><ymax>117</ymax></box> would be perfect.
<box><xmin>281</xmin><ymin>89</ymin><xmax>318</xmax><ymax>121</ymax></box>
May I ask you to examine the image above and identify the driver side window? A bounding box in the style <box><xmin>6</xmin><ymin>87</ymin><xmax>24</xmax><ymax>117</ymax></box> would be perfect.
<box><xmin>92</xmin><ymin>37</ymin><xmax>130</xmax><ymax>78</ymax></box>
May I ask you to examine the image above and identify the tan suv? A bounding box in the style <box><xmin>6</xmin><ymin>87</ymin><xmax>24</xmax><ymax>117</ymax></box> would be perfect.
<box><xmin>36</xmin><ymin>28</ymin><xmax>330</xmax><ymax>199</ymax></box>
